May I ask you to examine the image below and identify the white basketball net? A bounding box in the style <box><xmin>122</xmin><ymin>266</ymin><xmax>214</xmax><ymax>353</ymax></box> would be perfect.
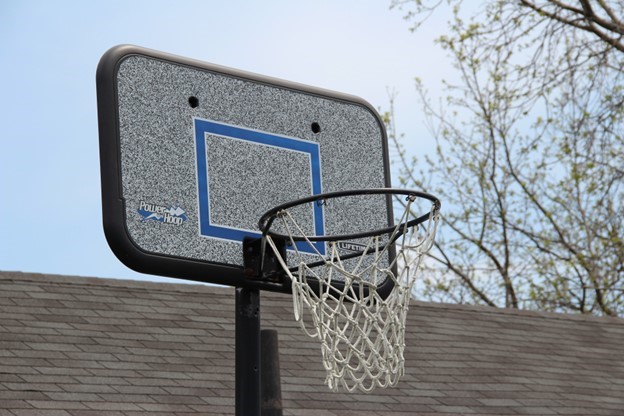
<box><xmin>264</xmin><ymin>196</ymin><xmax>439</xmax><ymax>392</ymax></box>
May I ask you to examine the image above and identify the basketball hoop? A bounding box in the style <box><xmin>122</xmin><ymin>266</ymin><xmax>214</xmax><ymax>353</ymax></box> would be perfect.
<box><xmin>258</xmin><ymin>188</ymin><xmax>440</xmax><ymax>392</ymax></box>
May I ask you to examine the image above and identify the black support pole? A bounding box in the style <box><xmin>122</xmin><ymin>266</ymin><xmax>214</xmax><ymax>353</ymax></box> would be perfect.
<box><xmin>261</xmin><ymin>329</ymin><xmax>283</xmax><ymax>416</ymax></box>
<box><xmin>235</xmin><ymin>287</ymin><xmax>261</xmax><ymax>416</ymax></box>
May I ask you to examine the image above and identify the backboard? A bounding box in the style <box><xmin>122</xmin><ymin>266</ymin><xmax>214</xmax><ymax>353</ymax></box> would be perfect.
<box><xmin>96</xmin><ymin>45</ymin><xmax>393</xmax><ymax>292</ymax></box>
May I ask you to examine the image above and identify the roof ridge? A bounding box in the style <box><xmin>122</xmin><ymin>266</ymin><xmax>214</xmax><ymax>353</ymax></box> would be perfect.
<box><xmin>411</xmin><ymin>299</ymin><xmax>624</xmax><ymax>324</ymax></box>
<box><xmin>1</xmin><ymin>270</ymin><xmax>622</xmax><ymax>324</ymax></box>
<box><xmin>0</xmin><ymin>270</ymin><xmax>223</xmax><ymax>295</ymax></box>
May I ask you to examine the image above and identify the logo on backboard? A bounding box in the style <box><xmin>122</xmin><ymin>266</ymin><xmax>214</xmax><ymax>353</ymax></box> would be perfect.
<box><xmin>137</xmin><ymin>201</ymin><xmax>188</xmax><ymax>225</ymax></box>
<box><xmin>337</xmin><ymin>241</ymin><xmax>367</xmax><ymax>253</ymax></box>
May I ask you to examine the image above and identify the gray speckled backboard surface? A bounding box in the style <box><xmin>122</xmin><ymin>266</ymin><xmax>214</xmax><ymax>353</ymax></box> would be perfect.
<box><xmin>115</xmin><ymin>53</ymin><xmax>389</xmax><ymax>271</ymax></box>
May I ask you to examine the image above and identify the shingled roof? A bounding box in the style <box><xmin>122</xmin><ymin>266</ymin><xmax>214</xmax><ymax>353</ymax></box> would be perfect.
<box><xmin>1</xmin><ymin>271</ymin><xmax>623</xmax><ymax>415</ymax></box>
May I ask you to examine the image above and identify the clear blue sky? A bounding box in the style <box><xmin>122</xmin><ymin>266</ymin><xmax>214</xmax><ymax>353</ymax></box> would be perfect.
<box><xmin>0</xmin><ymin>0</ymin><xmax>451</xmax><ymax>283</ymax></box>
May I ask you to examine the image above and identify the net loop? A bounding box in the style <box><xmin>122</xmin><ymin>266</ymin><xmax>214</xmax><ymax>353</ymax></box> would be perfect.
<box><xmin>261</xmin><ymin>188</ymin><xmax>440</xmax><ymax>392</ymax></box>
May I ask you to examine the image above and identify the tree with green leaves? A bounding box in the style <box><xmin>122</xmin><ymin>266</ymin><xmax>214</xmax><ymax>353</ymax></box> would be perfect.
<box><xmin>388</xmin><ymin>0</ymin><xmax>624</xmax><ymax>315</ymax></box>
